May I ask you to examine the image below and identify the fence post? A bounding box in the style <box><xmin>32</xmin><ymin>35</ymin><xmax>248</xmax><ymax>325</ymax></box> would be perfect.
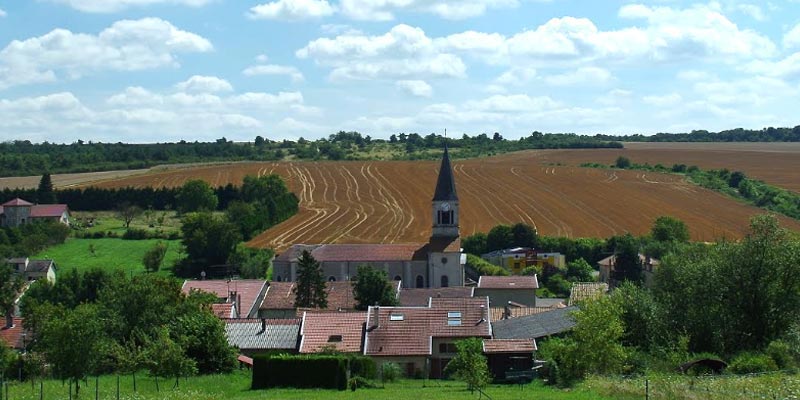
<box><xmin>116</xmin><ymin>375</ymin><xmax>120</xmax><ymax>400</ymax></box>
<box><xmin>40</xmin><ymin>380</ymin><xmax>43</xmax><ymax>400</ymax></box>
<box><xmin>96</xmin><ymin>376</ymin><xmax>99</xmax><ymax>400</ymax></box>
<box><xmin>645</xmin><ymin>378</ymin><xmax>649</xmax><ymax>400</ymax></box>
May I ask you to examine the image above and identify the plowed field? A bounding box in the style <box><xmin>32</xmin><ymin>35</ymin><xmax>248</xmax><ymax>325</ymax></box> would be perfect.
<box><xmin>87</xmin><ymin>151</ymin><xmax>800</xmax><ymax>251</ymax></box>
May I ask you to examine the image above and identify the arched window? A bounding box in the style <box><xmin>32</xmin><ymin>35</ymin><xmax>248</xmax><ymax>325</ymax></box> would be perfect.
<box><xmin>394</xmin><ymin>275</ymin><xmax>402</xmax><ymax>281</ymax></box>
<box><xmin>276</xmin><ymin>276</ymin><xmax>282</xmax><ymax>282</ymax></box>
<box><xmin>328</xmin><ymin>276</ymin><xmax>337</xmax><ymax>282</ymax></box>
<box><xmin>416</xmin><ymin>275</ymin><xmax>424</xmax><ymax>288</ymax></box>
<box><xmin>440</xmin><ymin>275</ymin><xmax>449</xmax><ymax>288</ymax></box>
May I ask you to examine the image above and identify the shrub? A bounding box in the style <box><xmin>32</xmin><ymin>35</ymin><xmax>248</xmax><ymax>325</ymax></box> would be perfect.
<box><xmin>766</xmin><ymin>340</ymin><xmax>795</xmax><ymax>369</ymax></box>
<box><xmin>252</xmin><ymin>354</ymin><xmax>348</xmax><ymax>390</ymax></box>
<box><xmin>728</xmin><ymin>352</ymin><xmax>778</xmax><ymax>374</ymax></box>
<box><xmin>122</xmin><ymin>228</ymin><xmax>149</xmax><ymax>240</ymax></box>
<box><xmin>380</xmin><ymin>362</ymin><xmax>401</xmax><ymax>383</ymax></box>
<box><xmin>348</xmin><ymin>355</ymin><xmax>377</xmax><ymax>379</ymax></box>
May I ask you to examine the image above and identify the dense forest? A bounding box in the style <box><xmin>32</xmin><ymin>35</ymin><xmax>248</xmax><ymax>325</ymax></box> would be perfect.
<box><xmin>597</xmin><ymin>126</ymin><xmax>800</xmax><ymax>142</ymax></box>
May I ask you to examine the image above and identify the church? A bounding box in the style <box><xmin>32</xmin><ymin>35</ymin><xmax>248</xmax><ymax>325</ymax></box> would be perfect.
<box><xmin>272</xmin><ymin>147</ymin><xmax>463</xmax><ymax>289</ymax></box>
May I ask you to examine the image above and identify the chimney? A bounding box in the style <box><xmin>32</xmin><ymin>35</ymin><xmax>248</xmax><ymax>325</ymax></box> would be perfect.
<box><xmin>237</xmin><ymin>293</ymin><xmax>242</xmax><ymax>317</ymax></box>
<box><xmin>258</xmin><ymin>318</ymin><xmax>266</xmax><ymax>335</ymax></box>
<box><xmin>5</xmin><ymin>311</ymin><xmax>14</xmax><ymax>329</ymax></box>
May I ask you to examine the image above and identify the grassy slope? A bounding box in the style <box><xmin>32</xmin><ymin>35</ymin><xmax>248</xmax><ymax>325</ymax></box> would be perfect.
<box><xmin>32</xmin><ymin>238</ymin><xmax>183</xmax><ymax>275</ymax></box>
<box><xmin>3</xmin><ymin>372</ymin><xmax>628</xmax><ymax>400</ymax></box>
<box><xmin>72</xmin><ymin>210</ymin><xmax>182</xmax><ymax>235</ymax></box>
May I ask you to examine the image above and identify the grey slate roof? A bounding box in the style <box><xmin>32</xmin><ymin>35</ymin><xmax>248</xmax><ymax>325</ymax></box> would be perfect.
<box><xmin>491</xmin><ymin>306</ymin><xmax>578</xmax><ymax>340</ymax></box>
<box><xmin>224</xmin><ymin>319</ymin><xmax>300</xmax><ymax>351</ymax></box>
<box><xmin>433</xmin><ymin>146</ymin><xmax>458</xmax><ymax>201</ymax></box>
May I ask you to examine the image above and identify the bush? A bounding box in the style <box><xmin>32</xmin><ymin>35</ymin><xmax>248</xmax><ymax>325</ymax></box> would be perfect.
<box><xmin>348</xmin><ymin>376</ymin><xmax>377</xmax><ymax>391</ymax></box>
<box><xmin>348</xmin><ymin>355</ymin><xmax>377</xmax><ymax>379</ymax></box>
<box><xmin>728</xmin><ymin>352</ymin><xmax>778</xmax><ymax>374</ymax></box>
<box><xmin>766</xmin><ymin>340</ymin><xmax>795</xmax><ymax>369</ymax></box>
<box><xmin>380</xmin><ymin>362</ymin><xmax>401</xmax><ymax>383</ymax></box>
<box><xmin>122</xmin><ymin>228</ymin><xmax>149</xmax><ymax>240</ymax></box>
<box><xmin>252</xmin><ymin>354</ymin><xmax>348</xmax><ymax>390</ymax></box>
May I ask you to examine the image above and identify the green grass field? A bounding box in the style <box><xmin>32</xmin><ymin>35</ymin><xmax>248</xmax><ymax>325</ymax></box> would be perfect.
<box><xmin>2</xmin><ymin>371</ymin><xmax>628</xmax><ymax>400</ymax></box>
<box><xmin>71</xmin><ymin>210</ymin><xmax>182</xmax><ymax>236</ymax></box>
<box><xmin>32</xmin><ymin>238</ymin><xmax>184</xmax><ymax>275</ymax></box>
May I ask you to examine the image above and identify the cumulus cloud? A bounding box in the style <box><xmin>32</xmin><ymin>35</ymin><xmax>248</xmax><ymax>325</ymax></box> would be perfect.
<box><xmin>0</xmin><ymin>18</ymin><xmax>212</xmax><ymax>90</ymax></box>
<box><xmin>339</xmin><ymin>0</ymin><xmax>527</xmax><ymax>21</ymax></box>
<box><xmin>248</xmin><ymin>0</ymin><xmax>334</xmax><ymax>20</ymax></box>
<box><xmin>396</xmin><ymin>80</ymin><xmax>433</xmax><ymax>97</ymax></box>
<box><xmin>642</xmin><ymin>93</ymin><xmax>683</xmax><ymax>107</ymax></box>
<box><xmin>243</xmin><ymin>64</ymin><xmax>305</xmax><ymax>82</ymax></box>
<box><xmin>0</xmin><ymin>8</ymin><xmax>6</xmax><ymax>17</ymax></box>
<box><xmin>47</xmin><ymin>0</ymin><xmax>213</xmax><ymax>13</ymax></box>
<box><xmin>175</xmin><ymin>75</ymin><xmax>233</xmax><ymax>93</ymax></box>
<box><xmin>494</xmin><ymin>67</ymin><xmax>537</xmax><ymax>85</ymax></box>
<box><xmin>543</xmin><ymin>67</ymin><xmax>612</xmax><ymax>86</ymax></box>
<box><xmin>784</xmin><ymin>24</ymin><xmax>800</xmax><ymax>50</ymax></box>
<box><xmin>297</xmin><ymin>24</ymin><xmax>466</xmax><ymax>81</ymax></box>
<box><xmin>734</xmin><ymin>3</ymin><xmax>766</xmax><ymax>21</ymax></box>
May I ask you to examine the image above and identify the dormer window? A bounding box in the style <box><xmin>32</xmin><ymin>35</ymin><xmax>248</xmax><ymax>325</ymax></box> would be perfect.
<box><xmin>447</xmin><ymin>319</ymin><xmax>462</xmax><ymax>326</ymax></box>
<box><xmin>447</xmin><ymin>312</ymin><xmax>461</xmax><ymax>318</ymax></box>
<box><xmin>327</xmin><ymin>335</ymin><xmax>343</xmax><ymax>343</ymax></box>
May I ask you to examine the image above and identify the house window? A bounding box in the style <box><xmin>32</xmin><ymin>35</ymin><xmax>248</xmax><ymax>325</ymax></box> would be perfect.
<box><xmin>439</xmin><ymin>343</ymin><xmax>458</xmax><ymax>353</ymax></box>
<box><xmin>416</xmin><ymin>275</ymin><xmax>424</xmax><ymax>288</ymax></box>
<box><xmin>327</xmin><ymin>335</ymin><xmax>343</xmax><ymax>343</ymax></box>
<box><xmin>440</xmin><ymin>275</ymin><xmax>449</xmax><ymax>287</ymax></box>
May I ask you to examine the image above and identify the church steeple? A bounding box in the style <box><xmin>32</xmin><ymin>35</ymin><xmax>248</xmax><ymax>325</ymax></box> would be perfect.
<box><xmin>432</xmin><ymin>145</ymin><xmax>458</xmax><ymax>202</ymax></box>
<box><xmin>431</xmin><ymin>146</ymin><xmax>459</xmax><ymax>238</ymax></box>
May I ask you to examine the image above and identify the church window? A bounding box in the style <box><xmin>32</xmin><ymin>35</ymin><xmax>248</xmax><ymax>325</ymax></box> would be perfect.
<box><xmin>393</xmin><ymin>275</ymin><xmax>402</xmax><ymax>281</ymax></box>
<box><xmin>276</xmin><ymin>276</ymin><xmax>282</xmax><ymax>282</ymax></box>
<box><xmin>439</xmin><ymin>211</ymin><xmax>451</xmax><ymax>225</ymax></box>
<box><xmin>441</xmin><ymin>257</ymin><xmax>448</xmax><ymax>264</ymax></box>
<box><xmin>416</xmin><ymin>275</ymin><xmax>424</xmax><ymax>288</ymax></box>
<box><xmin>441</xmin><ymin>275</ymin><xmax>449</xmax><ymax>287</ymax></box>
<box><xmin>328</xmin><ymin>276</ymin><xmax>337</xmax><ymax>282</ymax></box>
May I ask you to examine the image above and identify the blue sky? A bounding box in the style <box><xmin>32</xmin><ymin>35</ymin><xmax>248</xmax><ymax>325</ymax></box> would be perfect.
<box><xmin>0</xmin><ymin>0</ymin><xmax>799</xmax><ymax>143</ymax></box>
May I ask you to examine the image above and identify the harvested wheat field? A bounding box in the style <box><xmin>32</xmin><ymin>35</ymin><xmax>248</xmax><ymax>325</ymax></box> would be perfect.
<box><xmin>538</xmin><ymin>142</ymin><xmax>800</xmax><ymax>193</ymax></box>
<box><xmin>87</xmin><ymin>151</ymin><xmax>800</xmax><ymax>251</ymax></box>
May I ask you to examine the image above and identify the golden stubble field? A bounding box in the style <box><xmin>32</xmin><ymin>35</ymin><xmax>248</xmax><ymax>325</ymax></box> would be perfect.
<box><xmin>80</xmin><ymin>144</ymin><xmax>800</xmax><ymax>251</ymax></box>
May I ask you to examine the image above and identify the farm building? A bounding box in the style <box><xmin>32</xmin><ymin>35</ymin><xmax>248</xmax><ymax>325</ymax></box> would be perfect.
<box><xmin>273</xmin><ymin>147</ymin><xmax>464</xmax><ymax>289</ymax></box>
<box><xmin>597</xmin><ymin>254</ymin><xmax>659</xmax><ymax>287</ymax></box>
<box><xmin>5</xmin><ymin>257</ymin><xmax>56</xmax><ymax>284</ymax></box>
<box><xmin>481</xmin><ymin>247</ymin><xmax>565</xmax><ymax>274</ymax></box>
<box><xmin>181</xmin><ymin>279</ymin><xmax>268</xmax><ymax>319</ymax></box>
<box><xmin>224</xmin><ymin>319</ymin><xmax>300</xmax><ymax>356</ymax></box>
<box><xmin>0</xmin><ymin>198</ymin><xmax>70</xmax><ymax>228</ymax></box>
<box><xmin>483</xmin><ymin>339</ymin><xmax>537</xmax><ymax>382</ymax></box>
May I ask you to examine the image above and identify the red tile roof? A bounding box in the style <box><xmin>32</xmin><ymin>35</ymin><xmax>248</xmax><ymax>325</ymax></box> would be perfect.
<box><xmin>0</xmin><ymin>317</ymin><xmax>26</xmax><ymax>350</ymax></box>
<box><xmin>212</xmin><ymin>303</ymin><xmax>235</xmax><ymax>319</ymax></box>
<box><xmin>398</xmin><ymin>287</ymin><xmax>474</xmax><ymax>307</ymax></box>
<box><xmin>182</xmin><ymin>280</ymin><xmax>266</xmax><ymax>317</ymax></box>
<box><xmin>477</xmin><ymin>276</ymin><xmax>539</xmax><ymax>290</ymax></box>
<box><xmin>30</xmin><ymin>204</ymin><xmax>68</xmax><ymax>218</ymax></box>
<box><xmin>300</xmin><ymin>312</ymin><xmax>366</xmax><ymax>354</ymax></box>
<box><xmin>364</xmin><ymin>297</ymin><xmax>491</xmax><ymax>357</ymax></box>
<box><xmin>483</xmin><ymin>339</ymin><xmax>537</xmax><ymax>354</ymax></box>
<box><xmin>1</xmin><ymin>198</ymin><xmax>33</xmax><ymax>207</ymax></box>
<box><xmin>260</xmin><ymin>281</ymin><xmax>357</xmax><ymax>312</ymax></box>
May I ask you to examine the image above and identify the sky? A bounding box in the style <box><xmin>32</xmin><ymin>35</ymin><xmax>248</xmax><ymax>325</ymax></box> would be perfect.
<box><xmin>0</xmin><ymin>0</ymin><xmax>799</xmax><ymax>143</ymax></box>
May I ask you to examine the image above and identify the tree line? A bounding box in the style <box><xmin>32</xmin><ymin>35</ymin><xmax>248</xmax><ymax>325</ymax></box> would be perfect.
<box><xmin>596</xmin><ymin>126</ymin><xmax>800</xmax><ymax>142</ymax></box>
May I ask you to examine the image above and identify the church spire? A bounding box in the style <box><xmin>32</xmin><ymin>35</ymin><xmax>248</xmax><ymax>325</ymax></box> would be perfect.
<box><xmin>432</xmin><ymin>145</ymin><xmax>458</xmax><ymax>201</ymax></box>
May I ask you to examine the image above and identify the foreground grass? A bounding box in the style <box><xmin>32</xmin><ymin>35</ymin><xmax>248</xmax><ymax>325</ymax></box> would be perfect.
<box><xmin>3</xmin><ymin>371</ymin><xmax>629</xmax><ymax>400</ymax></box>
<box><xmin>586</xmin><ymin>371</ymin><xmax>800</xmax><ymax>400</ymax></box>
<box><xmin>33</xmin><ymin>238</ymin><xmax>183</xmax><ymax>275</ymax></box>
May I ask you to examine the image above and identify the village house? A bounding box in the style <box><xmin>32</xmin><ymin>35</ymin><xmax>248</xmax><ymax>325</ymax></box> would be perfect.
<box><xmin>481</xmin><ymin>247</ymin><xmax>565</xmax><ymax>275</ymax></box>
<box><xmin>181</xmin><ymin>279</ymin><xmax>268</xmax><ymax>319</ymax></box>
<box><xmin>0</xmin><ymin>316</ymin><xmax>27</xmax><ymax>351</ymax></box>
<box><xmin>475</xmin><ymin>275</ymin><xmax>540</xmax><ymax>307</ymax></box>
<box><xmin>298</xmin><ymin>311</ymin><xmax>366</xmax><ymax>354</ymax></box>
<box><xmin>0</xmin><ymin>198</ymin><xmax>70</xmax><ymax>228</ymax></box>
<box><xmin>6</xmin><ymin>257</ymin><xmax>57</xmax><ymax>284</ymax></box>
<box><xmin>597</xmin><ymin>254</ymin><xmax>659</xmax><ymax>287</ymax></box>
<box><xmin>491</xmin><ymin>306</ymin><xmax>578</xmax><ymax>341</ymax></box>
<box><xmin>363</xmin><ymin>296</ymin><xmax>491</xmax><ymax>378</ymax></box>
<box><xmin>397</xmin><ymin>286</ymin><xmax>474</xmax><ymax>307</ymax></box>
<box><xmin>224</xmin><ymin>318</ymin><xmax>300</xmax><ymax>357</ymax></box>
<box><xmin>258</xmin><ymin>280</ymin><xmax>368</xmax><ymax>319</ymax></box>
<box><xmin>273</xmin><ymin>147</ymin><xmax>464</xmax><ymax>289</ymax></box>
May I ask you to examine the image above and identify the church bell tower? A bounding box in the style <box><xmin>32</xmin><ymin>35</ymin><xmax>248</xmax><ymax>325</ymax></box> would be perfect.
<box><xmin>431</xmin><ymin>146</ymin><xmax>459</xmax><ymax>238</ymax></box>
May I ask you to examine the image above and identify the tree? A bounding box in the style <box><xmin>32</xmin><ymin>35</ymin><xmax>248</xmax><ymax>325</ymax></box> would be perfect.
<box><xmin>443</xmin><ymin>337</ymin><xmax>491</xmax><ymax>392</ymax></box>
<box><xmin>611</xmin><ymin>233</ymin><xmax>642</xmax><ymax>283</ymax></box>
<box><xmin>225</xmin><ymin>201</ymin><xmax>260</xmax><ymax>240</ymax></box>
<box><xmin>486</xmin><ymin>225</ymin><xmax>513</xmax><ymax>252</ymax></box>
<box><xmin>176</xmin><ymin>180</ymin><xmax>218</xmax><ymax>214</ymax></box>
<box><xmin>0</xmin><ymin>263</ymin><xmax>24</xmax><ymax>318</ymax></box>
<box><xmin>294</xmin><ymin>250</ymin><xmax>327</xmax><ymax>309</ymax></box>
<box><xmin>179</xmin><ymin>213</ymin><xmax>242</xmax><ymax>276</ymax></box>
<box><xmin>143</xmin><ymin>241</ymin><xmax>167</xmax><ymax>273</ymax></box>
<box><xmin>143</xmin><ymin>327</ymin><xmax>197</xmax><ymax>390</ymax></box>
<box><xmin>254</xmin><ymin>135</ymin><xmax>266</xmax><ymax>147</ymax></box>
<box><xmin>227</xmin><ymin>244</ymin><xmax>273</xmax><ymax>279</ymax></box>
<box><xmin>352</xmin><ymin>265</ymin><xmax>398</xmax><ymax>310</ymax></box>
<box><xmin>117</xmin><ymin>202</ymin><xmax>143</xmax><ymax>229</ymax></box>
<box><xmin>36</xmin><ymin>173</ymin><xmax>56</xmax><ymax>204</ymax></box>
<box><xmin>511</xmin><ymin>222</ymin><xmax>537</xmax><ymax>248</ymax></box>
<box><xmin>565</xmin><ymin>258</ymin><xmax>594</xmax><ymax>282</ymax></box>
<box><xmin>462</xmin><ymin>232</ymin><xmax>488</xmax><ymax>255</ymax></box>
<box><xmin>651</xmin><ymin>216</ymin><xmax>690</xmax><ymax>243</ymax></box>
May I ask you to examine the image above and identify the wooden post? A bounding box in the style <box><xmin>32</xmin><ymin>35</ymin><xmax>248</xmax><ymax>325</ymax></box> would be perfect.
<box><xmin>40</xmin><ymin>381</ymin><xmax>43</xmax><ymax>400</ymax></box>
<box><xmin>96</xmin><ymin>376</ymin><xmax>99</xmax><ymax>400</ymax></box>
<box><xmin>116</xmin><ymin>375</ymin><xmax>120</xmax><ymax>400</ymax></box>
<box><xmin>645</xmin><ymin>378</ymin><xmax>649</xmax><ymax>400</ymax></box>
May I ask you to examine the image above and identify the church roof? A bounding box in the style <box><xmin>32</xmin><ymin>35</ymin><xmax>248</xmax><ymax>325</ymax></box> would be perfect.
<box><xmin>275</xmin><ymin>243</ymin><xmax>431</xmax><ymax>263</ymax></box>
<box><xmin>432</xmin><ymin>146</ymin><xmax>458</xmax><ymax>201</ymax></box>
<box><xmin>2</xmin><ymin>198</ymin><xmax>33</xmax><ymax>207</ymax></box>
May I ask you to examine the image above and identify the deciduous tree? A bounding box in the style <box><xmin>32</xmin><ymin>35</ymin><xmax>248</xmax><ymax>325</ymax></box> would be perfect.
<box><xmin>176</xmin><ymin>180</ymin><xmax>218</xmax><ymax>214</ymax></box>
<box><xmin>352</xmin><ymin>265</ymin><xmax>398</xmax><ymax>310</ymax></box>
<box><xmin>443</xmin><ymin>337</ymin><xmax>491</xmax><ymax>392</ymax></box>
<box><xmin>142</xmin><ymin>241</ymin><xmax>167</xmax><ymax>273</ymax></box>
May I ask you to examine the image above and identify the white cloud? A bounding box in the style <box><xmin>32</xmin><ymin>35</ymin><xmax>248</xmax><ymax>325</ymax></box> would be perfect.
<box><xmin>745</xmin><ymin>53</ymin><xmax>800</xmax><ymax>80</ymax></box>
<box><xmin>297</xmin><ymin>24</ymin><xmax>466</xmax><ymax>81</ymax></box>
<box><xmin>396</xmin><ymin>80</ymin><xmax>433</xmax><ymax>97</ymax></box>
<box><xmin>543</xmin><ymin>67</ymin><xmax>612</xmax><ymax>86</ymax></box>
<box><xmin>495</xmin><ymin>67</ymin><xmax>537</xmax><ymax>85</ymax></box>
<box><xmin>596</xmin><ymin>89</ymin><xmax>633</xmax><ymax>106</ymax></box>
<box><xmin>47</xmin><ymin>0</ymin><xmax>213</xmax><ymax>13</ymax></box>
<box><xmin>0</xmin><ymin>18</ymin><xmax>212</xmax><ymax>90</ymax></box>
<box><xmin>338</xmin><ymin>0</ymin><xmax>525</xmax><ymax>21</ymax></box>
<box><xmin>464</xmin><ymin>94</ymin><xmax>559</xmax><ymax>113</ymax></box>
<box><xmin>255</xmin><ymin>54</ymin><xmax>269</xmax><ymax>63</ymax></box>
<box><xmin>243</xmin><ymin>64</ymin><xmax>305</xmax><ymax>82</ymax></box>
<box><xmin>248</xmin><ymin>0</ymin><xmax>334</xmax><ymax>20</ymax></box>
<box><xmin>784</xmin><ymin>24</ymin><xmax>800</xmax><ymax>50</ymax></box>
<box><xmin>0</xmin><ymin>8</ymin><xmax>6</xmax><ymax>17</ymax></box>
<box><xmin>734</xmin><ymin>4</ymin><xmax>766</xmax><ymax>21</ymax></box>
<box><xmin>642</xmin><ymin>93</ymin><xmax>683</xmax><ymax>107</ymax></box>
<box><xmin>175</xmin><ymin>75</ymin><xmax>233</xmax><ymax>93</ymax></box>
<box><xmin>694</xmin><ymin>76</ymin><xmax>796</xmax><ymax>106</ymax></box>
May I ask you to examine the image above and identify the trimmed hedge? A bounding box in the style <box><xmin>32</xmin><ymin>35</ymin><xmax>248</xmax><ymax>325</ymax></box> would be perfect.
<box><xmin>252</xmin><ymin>354</ymin><xmax>349</xmax><ymax>390</ymax></box>
<box><xmin>348</xmin><ymin>355</ymin><xmax>377</xmax><ymax>380</ymax></box>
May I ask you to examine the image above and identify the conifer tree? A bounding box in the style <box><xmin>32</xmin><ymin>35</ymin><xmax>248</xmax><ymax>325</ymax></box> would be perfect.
<box><xmin>37</xmin><ymin>173</ymin><xmax>56</xmax><ymax>204</ymax></box>
<box><xmin>294</xmin><ymin>250</ymin><xmax>327</xmax><ymax>308</ymax></box>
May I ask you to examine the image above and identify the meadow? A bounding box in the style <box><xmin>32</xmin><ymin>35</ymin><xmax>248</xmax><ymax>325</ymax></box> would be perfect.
<box><xmin>32</xmin><ymin>238</ymin><xmax>183</xmax><ymax>275</ymax></box>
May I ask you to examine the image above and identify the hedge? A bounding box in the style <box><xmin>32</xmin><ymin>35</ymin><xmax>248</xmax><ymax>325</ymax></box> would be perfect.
<box><xmin>252</xmin><ymin>354</ymin><xmax>349</xmax><ymax>390</ymax></box>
